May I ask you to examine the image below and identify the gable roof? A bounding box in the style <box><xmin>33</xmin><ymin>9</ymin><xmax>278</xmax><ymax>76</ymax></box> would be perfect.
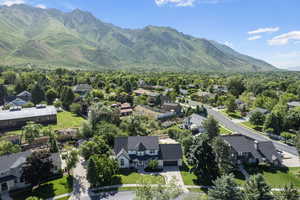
<box><xmin>0</xmin><ymin>150</ymin><xmax>32</xmax><ymax>173</ymax></box>
<box><xmin>114</xmin><ymin>136</ymin><xmax>159</xmax><ymax>154</ymax></box>
<box><xmin>159</xmin><ymin>144</ymin><xmax>182</xmax><ymax>160</ymax></box>
<box><xmin>186</xmin><ymin>114</ymin><xmax>206</xmax><ymax>127</ymax></box>
<box><xmin>17</xmin><ymin>91</ymin><xmax>31</xmax><ymax>97</ymax></box>
<box><xmin>8</xmin><ymin>98</ymin><xmax>27</xmax><ymax>107</ymax></box>
<box><xmin>222</xmin><ymin>134</ymin><xmax>281</xmax><ymax>163</ymax></box>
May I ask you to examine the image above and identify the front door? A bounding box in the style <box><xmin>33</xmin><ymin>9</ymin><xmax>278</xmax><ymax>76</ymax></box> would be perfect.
<box><xmin>1</xmin><ymin>182</ymin><xmax>8</xmax><ymax>191</ymax></box>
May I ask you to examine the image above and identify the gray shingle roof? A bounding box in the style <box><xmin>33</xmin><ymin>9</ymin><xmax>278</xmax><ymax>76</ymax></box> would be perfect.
<box><xmin>114</xmin><ymin>136</ymin><xmax>159</xmax><ymax>154</ymax></box>
<box><xmin>0</xmin><ymin>150</ymin><xmax>32</xmax><ymax>173</ymax></box>
<box><xmin>159</xmin><ymin>144</ymin><xmax>182</xmax><ymax>160</ymax></box>
<box><xmin>17</xmin><ymin>91</ymin><xmax>31</xmax><ymax>97</ymax></box>
<box><xmin>287</xmin><ymin>101</ymin><xmax>300</xmax><ymax>107</ymax></box>
<box><xmin>0</xmin><ymin>106</ymin><xmax>57</xmax><ymax>121</ymax></box>
<box><xmin>186</xmin><ymin>114</ymin><xmax>206</xmax><ymax>127</ymax></box>
<box><xmin>222</xmin><ymin>134</ymin><xmax>281</xmax><ymax>163</ymax></box>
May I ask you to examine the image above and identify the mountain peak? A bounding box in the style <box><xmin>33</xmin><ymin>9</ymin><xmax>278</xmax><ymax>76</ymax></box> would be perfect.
<box><xmin>0</xmin><ymin>4</ymin><xmax>276</xmax><ymax>72</ymax></box>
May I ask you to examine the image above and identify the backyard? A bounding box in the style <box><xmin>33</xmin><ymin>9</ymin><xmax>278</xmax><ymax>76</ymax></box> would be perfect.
<box><xmin>10</xmin><ymin>175</ymin><xmax>73</xmax><ymax>200</ymax></box>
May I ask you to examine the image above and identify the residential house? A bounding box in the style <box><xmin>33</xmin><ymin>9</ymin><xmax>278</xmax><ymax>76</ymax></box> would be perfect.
<box><xmin>287</xmin><ymin>101</ymin><xmax>300</xmax><ymax>109</ymax></box>
<box><xmin>194</xmin><ymin>91</ymin><xmax>216</xmax><ymax>103</ymax></box>
<box><xmin>248</xmin><ymin>107</ymin><xmax>269</xmax><ymax>117</ymax></box>
<box><xmin>120</xmin><ymin>103</ymin><xmax>133</xmax><ymax>116</ymax></box>
<box><xmin>16</xmin><ymin>91</ymin><xmax>32</xmax><ymax>102</ymax></box>
<box><xmin>0</xmin><ymin>150</ymin><xmax>62</xmax><ymax>193</ymax></box>
<box><xmin>73</xmin><ymin>84</ymin><xmax>92</xmax><ymax>96</ymax></box>
<box><xmin>7</xmin><ymin>98</ymin><xmax>28</xmax><ymax>107</ymax></box>
<box><xmin>156</xmin><ymin>111</ymin><xmax>177</xmax><ymax>121</ymax></box>
<box><xmin>222</xmin><ymin>134</ymin><xmax>282</xmax><ymax>166</ymax></box>
<box><xmin>161</xmin><ymin>103</ymin><xmax>182</xmax><ymax>114</ymax></box>
<box><xmin>179</xmin><ymin>89</ymin><xmax>188</xmax><ymax>96</ymax></box>
<box><xmin>183</xmin><ymin>114</ymin><xmax>206</xmax><ymax>133</ymax></box>
<box><xmin>114</xmin><ymin>136</ymin><xmax>182</xmax><ymax>169</ymax></box>
<box><xmin>0</xmin><ymin>105</ymin><xmax>57</xmax><ymax>130</ymax></box>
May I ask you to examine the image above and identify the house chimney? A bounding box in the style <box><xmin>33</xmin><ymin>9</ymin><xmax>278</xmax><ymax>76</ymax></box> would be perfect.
<box><xmin>254</xmin><ymin>140</ymin><xmax>258</xmax><ymax>150</ymax></box>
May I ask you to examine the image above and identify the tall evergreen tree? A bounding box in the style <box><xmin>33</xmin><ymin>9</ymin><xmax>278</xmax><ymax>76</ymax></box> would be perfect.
<box><xmin>244</xmin><ymin>174</ymin><xmax>274</xmax><ymax>200</ymax></box>
<box><xmin>31</xmin><ymin>83</ymin><xmax>45</xmax><ymax>104</ymax></box>
<box><xmin>276</xmin><ymin>184</ymin><xmax>299</xmax><ymax>200</ymax></box>
<box><xmin>203</xmin><ymin>116</ymin><xmax>220</xmax><ymax>140</ymax></box>
<box><xmin>208</xmin><ymin>174</ymin><xmax>242</xmax><ymax>200</ymax></box>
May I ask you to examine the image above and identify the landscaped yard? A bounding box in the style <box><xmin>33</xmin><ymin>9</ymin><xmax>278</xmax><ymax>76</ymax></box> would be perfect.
<box><xmin>113</xmin><ymin>169</ymin><xmax>165</xmax><ymax>185</ymax></box>
<box><xmin>240</xmin><ymin>121</ymin><xmax>263</xmax><ymax>132</ymax></box>
<box><xmin>10</xmin><ymin>175</ymin><xmax>73</xmax><ymax>200</ymax></box>
<box><xmin>48</xmin><ymin>111</ymin><xmax>85</xmax><ymax>130</ymax></box>
<box><xmin>219</xmin><ymin>126</ymin><xmax>232</xmax><ymax>135</ymax></box>
<box><xmin>244</xmin><ymin>166</ymin><xmax>300</xmax><ymax>188</ymax></box>
<box><xmin>221</xmin><ymin>110</ymin><xmax>243</xmax><ymax>119</ymax></box>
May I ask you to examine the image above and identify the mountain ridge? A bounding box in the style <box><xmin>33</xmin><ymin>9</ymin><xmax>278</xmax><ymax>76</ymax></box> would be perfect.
<box><xmin>0</xmin><ymin>4</ymin><xmax>276</xmax><ymax>72</ymax></box>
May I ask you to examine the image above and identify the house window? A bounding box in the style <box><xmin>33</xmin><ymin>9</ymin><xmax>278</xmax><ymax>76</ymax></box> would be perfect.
<box><xmin>137</xmin><ymin>151</ymin><xmax>144</xmax><ymax>156</ymax></box>
<box><xmin>150</xmin><ymin>150</ymin><xmax>155</xmax><ymax>154</ymax></box>
<box><xmin>120</xmin><ymin>159</ymin><xmax>125</xmax><ymax>166</ymax></box>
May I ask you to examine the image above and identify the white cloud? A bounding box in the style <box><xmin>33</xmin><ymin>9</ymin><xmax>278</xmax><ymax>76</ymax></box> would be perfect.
<box><xmin>36</xmin><ymin>4</ymin><xmax>46</xmax><ymax>9</ymax></box>
<box><xmin>247</xmin><ymin>35</ymin><xmax>262</xmax><ymax>41</ymax></box>
<box><xmin>268</xmin><ymin>31</ymin><xmax>300</xmax><ymax>45</ymax></box>
<box><xmin>1</xmin><ymin>0</ymin><xmax>25</xmax><ymax>6</ymax></box>
<box><xmin>248</xmin><ymin>27</ymin><xmax>279</xmax><ymax>35</ymax></box>
<box><xmin>155</xmin><ymin>0</ymin><xmax>196</xmax><ymax>7</ymax></box>
<box><xmin>224</xmin><ymin>41</ymin><xmax>234</xmax><ymax>48</ymax></box>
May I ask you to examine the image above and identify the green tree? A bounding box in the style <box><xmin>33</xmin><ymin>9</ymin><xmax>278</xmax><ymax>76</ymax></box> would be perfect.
<box><xmin>187</xmin><ymin>134</ymin><xmax>219</xmax><ymax>185</ymax></box>
<box><xmin>70</xmin><ymin>103</ymin><xmax>81</xmax><ymax>116</ymax></box>
<box><xmin>86</xmin><ymin>155</ymin><xmax>118</xmax><ymax>187</ymax></box>
<box><xmin>45</xmin><ymin>88</ymin><xmax>57</xmax><ymax>104</ymax></box>
<box><xmin>226</xmin><ymin>96</ymin><xmax>237</xmax><ymax>113</ymax></box>
<box><xmin>49</xmin><ymin>136</ymin><xmax>59</xmax><ymax>153</ymax></box>
<box><xmin>31</xmin><ymin>84</ymin><xmax>45</xmax><ymax>104</ymax></box>
<box><xmin>22</xmin><ymin>122</ymin><xmax>42</xmax><ymax>144</ymax></box>
<box><xmin>276</xmin><ymin>184</ymin><xmax>299</xmax><ymax>200</ymax></box>
<box><xmin>203</xmin><ymin>116</ymin><xmax>220</xmax><ymax>140</ymax></box>
<box><xmin>212</xmin><ymin>137</ymin><xmax>233</xmax><ymax>175</ymax></box>
<box><xmin>95</xmin><ymin>122</ymin><xmax>124</xmax><ymax>147</ymax></box>
<box><xmin>80</xmin><ymin>136</ymin><xmax>110</xmax><ymax>160</ymax></box>
<box><xmin>25</xmin><ymin>197</ymin><xmax>39</xmax><ymax>200</ymax></box>
<box><xmin>244</xmin><ymin>174</ymin><xmax>274</xmax><ymax>200</ymax></box>
<box><xmin>60</xmin><ymin>86</ymin><xmax>75</xmax><ymax>109</ymax></box>
<box><xmin>208</xmin><ymin>174</ymin><xmax>242</xmax><ymax>200</ymax></box>
<box><xmin>0</xmin><ymin>140</ymin><xmax>21</xmax><ymax>156</ymax></box>
<box><xmin>147</xmin><ymin>160</ymin><xmax>159</xmax><ymax>171</ymax></box>
<box><xmin>79</xmin><ymin>121</ymin><xmax>93</xmax><ymax>139</ymax></box>
<box><xmin>0</xmin><ymin>84</ymin><xmax>7</xmax><ymax>105</ymax></box>
<box><xmin>22</xmin><ymin>151</ymin><xmax>54</xmax><ymax>187</ymax></box>
<box><xmin>65</xmin><ymin>150</ymin><xmax>79</xmax><ymax>175</ymax></box>
<box><xmin>264</xmin><ymin>113</ymin><xmax>282</xmax><ymax>135</ymax></box>
<box><xmin>227</xmin><ymin>76</ymin><xmax>245</xmax><ymax>97</ymax></box>
<box><xmin>250</xmin><ymin>111</ymin><xmax>266</xmax><ymax>126</ymax></box>
<box><xmin>2</xmin><ymin>71</ymin><xmax>16</xmax><ymax>84</ymax></box>
<box><xmin>286</xmin><ymin>107</ymin><xmax>300</xmax><ymax>130</ymax></box>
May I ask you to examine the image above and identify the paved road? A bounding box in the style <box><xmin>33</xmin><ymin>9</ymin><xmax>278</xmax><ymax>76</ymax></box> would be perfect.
<box><xmin>186</xmin><ymin>100</ymin><xmax>298</xmax><ymax>156</ymax></box>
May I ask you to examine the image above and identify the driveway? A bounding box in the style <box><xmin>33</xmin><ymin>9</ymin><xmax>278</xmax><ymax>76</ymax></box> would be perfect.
<box><xmin>161</xmin><ymin>166</ymin><xmax>188</xmax><ymax>193</ymax></box>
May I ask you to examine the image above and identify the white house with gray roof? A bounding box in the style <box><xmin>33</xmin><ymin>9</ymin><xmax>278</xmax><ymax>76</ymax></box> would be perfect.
<box><xmin>114</xmin><ymin>136</ymin><xmax>182</xmax><ymax>169</ymax></box>
<box><xmin>0</xmin><ymin>151</ymin><xmax>62</xmax><ymax>193</ymax></box>
<box><xmin>183</xmin><ymin>114</ymin><xmax>206</xmax><ymax>133</ymax></box>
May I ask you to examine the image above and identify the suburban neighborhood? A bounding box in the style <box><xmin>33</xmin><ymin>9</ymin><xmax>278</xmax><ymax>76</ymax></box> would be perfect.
<box><xmin>0</xmin><ymin>68</ymin><xmax>300</xmax><ymax>200</ymax></box>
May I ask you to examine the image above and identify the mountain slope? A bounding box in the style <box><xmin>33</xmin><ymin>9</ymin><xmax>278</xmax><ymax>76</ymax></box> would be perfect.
<box><xmin>0</xmin><ymin>4</ymin><xmax>276</xmax><ymax>72</ymax></box>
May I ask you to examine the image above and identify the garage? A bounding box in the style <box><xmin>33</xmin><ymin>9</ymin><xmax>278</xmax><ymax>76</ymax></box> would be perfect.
<box><xmin>163</xmin><ymin>161</ymin><xmax>178</xmax><ymax>166</ymax></box>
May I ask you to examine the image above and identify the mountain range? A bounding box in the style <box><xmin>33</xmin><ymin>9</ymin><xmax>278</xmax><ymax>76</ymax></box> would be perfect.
<box><xmin>0</xmin><ymin>4</ymin><xmax>276</xmax><ymax>72</ymax></box>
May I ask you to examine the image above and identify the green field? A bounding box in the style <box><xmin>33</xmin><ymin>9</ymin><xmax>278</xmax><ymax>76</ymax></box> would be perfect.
<box><xmin>113</xmin><ymin>169</ymin><xmax>165</xmax><ymax>185</ymax></box>
<box><xmin>10</xmin><ymin>176</ymin><xmax>73</xmax><ymax>200</ymax></box>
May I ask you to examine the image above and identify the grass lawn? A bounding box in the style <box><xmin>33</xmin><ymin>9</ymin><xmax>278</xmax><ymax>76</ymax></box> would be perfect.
<box><xmin>244</xmin><ymin>166</ymin><xmax>300</xmax><ymax>188</ymax></box>
<box><xmin>10</xmin><ymin>175</ymin><xmax>73</xmax><ymax>200</ymax></box>
<box><xmin>112</xmin><ymin>169</ymin><xmax>165</xmax><ymax>185</ymax></box>
<box><xmin>48</xmin><ymin>111</ymin><xmax>85</xmax><ymax>130</ymax></box>
<box><xmin>221</xmin><ymin>110</ymin><xmax>243</xmax><ymax>119</ymax></box>
<box><xmin>219</xmin><ymin>126</ymin><xmax>232</xmax><ymax>135</ymax></box>
<box><xmin>240</xmin><ymin>121</ymin><xmax>263</xmax><ymax>132</ymax></box>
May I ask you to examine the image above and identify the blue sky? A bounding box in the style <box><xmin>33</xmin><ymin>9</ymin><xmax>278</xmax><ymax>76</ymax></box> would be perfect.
<box><xmin>1</xmin><ymin>0</ymin><xmax>300</xmax><ymax>68</ymax></box>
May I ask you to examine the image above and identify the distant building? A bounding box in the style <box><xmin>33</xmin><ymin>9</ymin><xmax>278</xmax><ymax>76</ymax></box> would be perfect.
<box><xmin>120</xmin><ymin>103</ymin><xmax>133</xmax><ymax>116</ymax></box>
<box><xmin>222</xmin><ymin>134</ymin><xmax>282</xmax><ymax>166</ymax></box>
<box><xmin>7</xmin><ymin>98</ymin><xmax>28</xmax><ymax>107</ymax></box>
<box><xmin>161</xmin><ymin>103</ymin><xmax>182</xmax><ymax>114</ymax></box>
<box><xmin>156</xmin><ymin>111</ymin><xmax>177</xmax><ymax>121</ymax></box>
<box><xmin>114</xmin><ymin>136</ymin><xmax>182</xmax><ymax>169</ymax></box>
<box><xmin>183</xmin><ymin>114</ymin><xmax>206</xmax><ymax>133</ymax></box>
<box><xmin>16</xmin><ymin>91</ymin><xmax>32</xmax><ymax>102</ymax></box>
<box><xmin>0</xmin><ymin>150</ymin><xmax>61</xmax><ymax>193</ymax></box>
<box><xmin>0</xmin><ymin>105</ymin><xmax>57</xmax><ymax>130</ymax></box>
<box><xmin>248</xmin><ymin>107</ymin><xmax>269</xmax><ymax>117</ymax></box>
<box><xmin>287</xmin><ymin>101</ymin><xmax>300</xmax><ymax>109</ymax></box>
<box><xmin>73</xmin><ymin>84</ymin><xmax>92</xmax><ymax>96</ymax></box>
